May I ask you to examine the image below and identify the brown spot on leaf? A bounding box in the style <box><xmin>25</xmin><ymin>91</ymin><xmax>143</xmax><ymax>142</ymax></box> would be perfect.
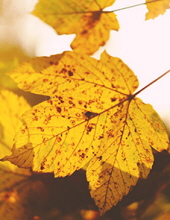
<box><xmin>33</xmin><ymin>116</ymin><xmax>38</xmax><ymax>121</ymax></box>
<box><xmin>100</xmin><ymin>41</ymin><xmax>105</xmax><ymax>46</ymax></box>
<box><xmin>61</xmin><ymin>68</ymin><xmax>67</xmax><ymax>73</ymax></box>
<box><xmin>43</xmin><ymin>79</ymin><xmax>48</xmax><ymax>83</ymax></box>
<box><xmin>37</xmin><ymin>127</ymin><xmax>44</xmax><ymax>132</ymax></box>
<box><xmin>70</xmin><ymin>120</ymin><xmax>76</xmax><ymax>125</ymax></box>
<box><xmin>68</xmin><ymin>70</ymin><xmax>74</xmax><ymax>76</ymax></box>
<box><xmin>86</xmin><ymin>123</ymin><xmax>96</xmax><ymax>134</ymax></box>
<box><xmin>21</xmin><ymin>129</ymin><xmax>25</xmax><ymax>134</ymax></box>
<box><xmin>81</xmin><ymin>30</ymin><xmax>88</xmax><ymax>35</ymax></box>
<box><xmin>69</xmin><ymin>100</ymin><xmax>74</xmax><ymax>105</ymax></box>
<box><xmin>111</xmin><ymin>98</ymin><xmax>116</xmax><ymax>102</ymax></box>
<box><xmin>40</xmin><ymin>158</ymin><xmax>47</xmax><ymax>170</ymax></box>
<box><xmin>58</xmin><ymin>96</ymin><xmax>64</xmax><ymax>103</ymax></box>
<box><xmin>47</xmin><ymin>100</ymin><xmax>53</xmax><ymax>105</ymax></box>
<box><xmin>111</xmin><ymin>83</ymin><xmax>116</xmax><ymax>88</ymax></box>
<box><xmin>80</xmin><ymin>153</ymin><xmax>86</xmax><ymax>158</ymax></box>
<box><xmin>97</xmin><ymin>156</ymin><xmax>103</xmax><ymax>161</ymax></box>
<box><xmin>98</xmin><ymin>135</ymin><xmax>104</xmax><ymax>140</ymax></box>
<box><xmin>40</xmin><ymin>164</ymin><xmax>45</xmax><ymax>170</ymax></box>
<box><xmin>56</xmin><ymin>150</ymin><xmax>61</xmax><ymax>154</ymax></box>
<box><xmin>56</xmin><ymin>107</ymin><xmax>62</xmax><ymax>113</ymax></box>
<box><xmin>84</xmin><ymin>111</ymin><xmax>98</xmax><ymax>120</ymax></box>
<box><xmin>90</xmin><ymin>11</ymin><xmax>101</xmax><ymax>24</ymax></box>
<box><xmin>56</xmin><ymin>136</ymin><xmax>62</xmax><ymax>142</ymax></box>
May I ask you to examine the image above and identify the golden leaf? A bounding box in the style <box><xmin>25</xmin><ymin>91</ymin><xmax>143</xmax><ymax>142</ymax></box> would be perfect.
<box><xmin>0</xmin><ymin>90</ymin><xmax>31</xmax><ymax>158</ymax></box>
<box><xmin>146</xmin><ymin>0</ymin><xmax>170</xmax><ymax>20</ymax></box>
<box><xmin>4</xmin><ymin>51</ymin><xmax>169</xmax><ymax>214</ymax></box>
<box><xmin>33</xmin><ymin>0</ymin><xmax>119</xmax><ymax>55</ymax></box>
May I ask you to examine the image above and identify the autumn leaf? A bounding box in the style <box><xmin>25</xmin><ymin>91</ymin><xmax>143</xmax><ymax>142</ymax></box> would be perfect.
<box><xmin>3</xmin><ymin>51</ymin><xmax>169</xmax><ymax>214</ymax></box>
<box><xmin>145</xmin><ymin>0</ymin><xmax>170</xmax><ymax>19</ymax></box>
<box><xmin>0</xmin><ymin>90</ymin><xmax>31</xmax><ymax>158</ymax></box>
<box><xmin>33</xmin><ymin>0</ymin><xmax>119</xmax><ymax>55</ymax></box>
<box><xmin>0</xmin><ymin>90</ymin><xmax>48</xmax><ymax>219</ymax></box>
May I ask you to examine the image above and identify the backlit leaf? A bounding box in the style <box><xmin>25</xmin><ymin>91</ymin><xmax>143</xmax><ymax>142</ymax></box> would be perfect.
<box><xmin>4</xmin><ymin>51</ymin><xmax>169</xmax><ymax>214</ymax></box>
<box><xmin>146</xmin><ymin>0</ymin><xmax>170</xmax><ymax>19</ymax></box>
<box><xmin>33</xmin><ymin>0</ymin><xmax>119</xmax><ymax>55</ymax></box>
<box><xmin>0</xmin><ymin>90</ymin><xmax>31</xmax><ymax>158</ymax></box>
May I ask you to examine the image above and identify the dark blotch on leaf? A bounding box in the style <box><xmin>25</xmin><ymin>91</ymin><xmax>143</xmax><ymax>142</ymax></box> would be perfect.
<box><xmin>68</xmin><ymin>71</ymin><xmax>74</xmax><ymax>76</ymax></box>
<box><xmin>84</xmin><ymin>111</ymin><xmax>98</xmax><ymax>120</ymax></box>
<box><xmin>86</xmin><ymin>125</ymin><xmax>93</xmax><ymax>133</ymax></box>
<box><xmin>56</xmin><ymin>107</ymin><xmax>62</xmax><ymax>113</ymax></box>
<box><xmin>81</xmin><ymin>30</ymin><xmax>88</xmax><ymax>35</ymax></box>
<box><xmin>61</xmin><ymin>68</ymin><xmax>67</xmax><ymax>73</ymax></box>
<box><xmin>91</xmin><ymin>11</ymin><xmax>101</xmax><ymax>22</ymax></box>
<box><xmin>43</xmin><ymin>79</ymin><xmax>48</xmax><ymax>83</ymax></box>
<box><xmin>111</xmin><ymin>98</ymin><xmax>116</xmax><ymax>102</ymax></box>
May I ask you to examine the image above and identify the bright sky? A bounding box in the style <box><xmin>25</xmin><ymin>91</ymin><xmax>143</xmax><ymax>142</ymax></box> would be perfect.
<box><xmin>0</xmin><ymin>0</ymin><xmax>170</xmax><ymax>127</ymax></box>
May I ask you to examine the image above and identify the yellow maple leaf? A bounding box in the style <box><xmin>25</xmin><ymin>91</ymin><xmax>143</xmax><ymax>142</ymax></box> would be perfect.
<box><xmin>3</xmin><ymin>51</ymin><xmax>169</xmax><ymax>214</ymax></box>
<box><xmin>146</xmin><ymin>0</ymin><xmax>170</xmax><ymax>19</ymax></box>
<box><xmin>33</xmin><ymin>0</ymin><xmax>119</xmax><ymax>55</ymax></box>
<box><xmin>0</xmin><ymin>90</ymin><xmax>31</xmax><ymax>158</ymax></box>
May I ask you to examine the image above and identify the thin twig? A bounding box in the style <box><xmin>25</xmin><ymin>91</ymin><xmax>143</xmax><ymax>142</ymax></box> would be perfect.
<box><xmin>134</xmin><ymin>70</ymin><xmax>170</xmax><ymax>97</ymax></box>
<box><xmin>103</xmin><ymin>0</ymin><xmax>162</xmax><ymax>13</ymax></box>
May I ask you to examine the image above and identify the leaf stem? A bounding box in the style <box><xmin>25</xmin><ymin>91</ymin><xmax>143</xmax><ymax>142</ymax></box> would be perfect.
<box><xmin>133</xmin><ymin>69</ymin><xmax>170</xmax><ymax>97</ymax></box>
<box><xmin>103</xmin><ymin>0</ymin><xmax>163</xmax><ymax>13</ymax></box>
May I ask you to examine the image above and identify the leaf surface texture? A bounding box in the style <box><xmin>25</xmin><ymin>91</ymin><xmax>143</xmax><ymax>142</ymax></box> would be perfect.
<box><xmin>4</xmin><ymin>51</ymin><xmax>169</xmax><ymax>214</ymax></box>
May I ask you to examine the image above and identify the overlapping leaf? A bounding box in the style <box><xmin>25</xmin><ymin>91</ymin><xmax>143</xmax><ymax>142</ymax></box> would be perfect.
<box><xmin>33</xmin><ymin>0</ymin><xmax>119</xmax><ymax>55</ymax></box>
<box><xmin>0</xmin><ymin>90</ymin><xmax>48</xmax><ymax>219</ymax></box>
<box><xmin>0</xmin><ymin>90</ymin><xmax>31</xmax><ymax>158</ymax></box>
<box><xmin>146</xmin><ymin>0</ymin><xmax>170</xmax><ymax>19</ymax></box>
<box><xmin>0</xmin><ymin>46</ymin><xmax>31</xmax><ymax>89</ymax></box>
<box><xmin>3</xmin><ymin>51</ymin><xmax>169</xmax><ymax>214</ymax></box>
